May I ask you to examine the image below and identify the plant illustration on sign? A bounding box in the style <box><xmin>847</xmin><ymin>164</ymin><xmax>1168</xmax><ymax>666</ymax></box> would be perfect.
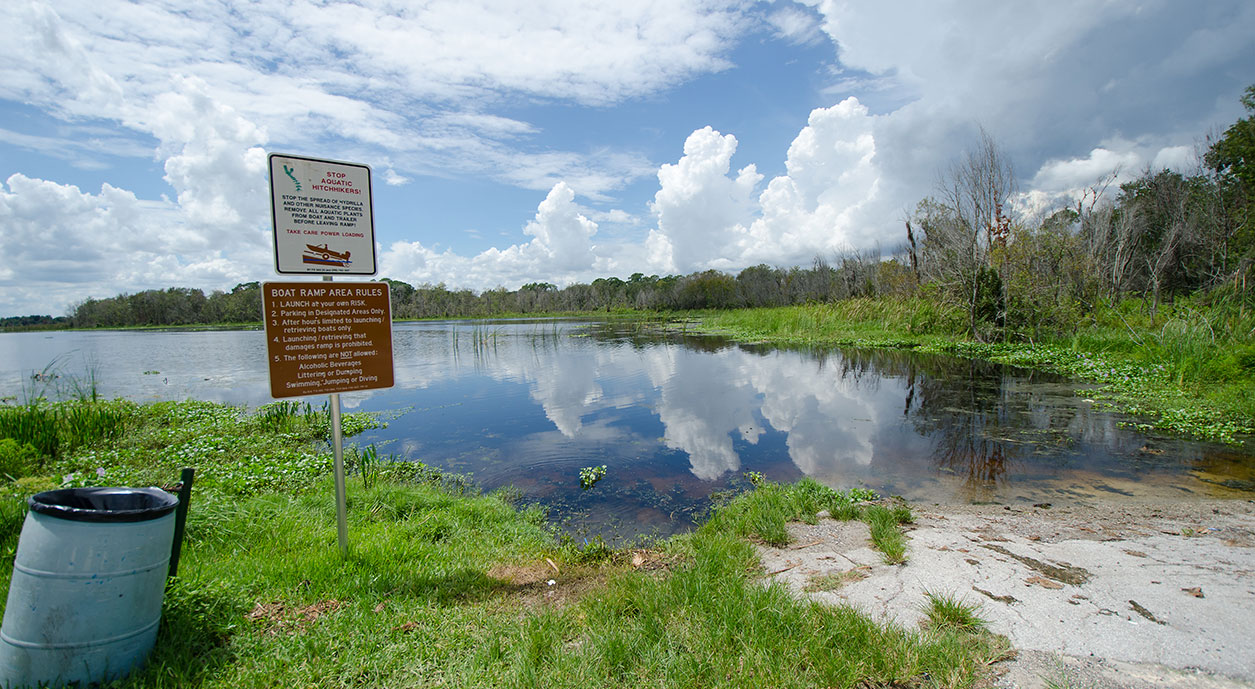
<box><xmin>283</xmin><ymin>164</ymin><xmax>301</xmax><ymax>191</ymax></box>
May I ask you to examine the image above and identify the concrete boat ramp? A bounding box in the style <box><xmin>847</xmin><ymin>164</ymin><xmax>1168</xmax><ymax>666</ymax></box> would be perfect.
<box><xmin>757</xmin><ymin>500</ymin><xmax>1255</xmax><ymax>688</ymax></box>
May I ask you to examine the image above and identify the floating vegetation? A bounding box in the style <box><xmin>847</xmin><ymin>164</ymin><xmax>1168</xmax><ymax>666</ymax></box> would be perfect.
<box><xmin>579</xmin><ymin>464</ymin><xmax>607</xmax><ymax>490</ymax></box>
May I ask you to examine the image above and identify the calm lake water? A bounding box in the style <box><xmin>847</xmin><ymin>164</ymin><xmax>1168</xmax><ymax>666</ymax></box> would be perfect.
<box><xmin>3</xmin><ymin>321</ymin><xmax>1253</xmax><ymax>543</ymax></box>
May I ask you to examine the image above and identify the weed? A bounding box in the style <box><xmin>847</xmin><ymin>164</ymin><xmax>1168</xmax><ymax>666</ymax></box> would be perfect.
<box><xmin>0</xmin><ymin>439</ymin><xmax>41</xmax><ymax>481</ymax></box>
<box><xmin>890</xmin><ymin>503</ymin><xmax>914</xmax><ymax>524</ymax></box>
<box><xmin>1041</xmin><ymin>659</ymin><xmax>1080</xmax><ymax>689</ymax></box>
<box><xmin>0</xmin><ymin>496</ymin><xmax>26</xmax><ymax>561</ymax></box>
<box><xmin>863</xmin><ymin>505</ymin><xmax>908</xmax><ymax>564</ymax></box>
<box><xmin>562</xmin><ymin>534</ymin><xmax>615</xmax><ymax>564</ymax></box>
<box><xmin>829</xmin><ymin>502</ymin><xmax>860</xmax><ymax>521</ymax></box>
<box><xmin>921</xmin><ymin>591</ymin><xmax>987</xmax><ymax>632</ymax></box>
<box><xmin>849</xmin><ymin>487</ymin><xmax>880</xmax><ymax>502</ymax></box>
<box><xmin>349</xmin><ymin>444</ymin><xmax>382</xmax><ymax>490</ymax></box>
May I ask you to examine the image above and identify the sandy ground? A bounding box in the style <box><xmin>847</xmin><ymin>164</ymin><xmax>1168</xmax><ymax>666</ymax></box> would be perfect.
<box><xmin>756</xmin><ymin>499</ymin><xmax>1255</xmax><ymax>689</ymax></box>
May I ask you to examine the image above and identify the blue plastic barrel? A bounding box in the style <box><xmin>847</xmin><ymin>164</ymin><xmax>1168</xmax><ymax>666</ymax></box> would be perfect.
<box><xmin>0</xmin><ymin>487</ymin><xmax>178</xmax><ymax>688</ymax></box>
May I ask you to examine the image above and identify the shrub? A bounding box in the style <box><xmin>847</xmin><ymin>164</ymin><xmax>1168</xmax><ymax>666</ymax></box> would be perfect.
<box><xmin>0</xmin><ymin>439</ymin><xmax>41</xmax><ymax>480</ymax></box>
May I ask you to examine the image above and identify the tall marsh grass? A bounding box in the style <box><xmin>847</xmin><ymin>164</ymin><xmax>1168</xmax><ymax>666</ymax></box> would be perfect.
<box><xmin>254</xmin><ymin>400</ymin><xmax>325</xmax><ymax>434</ymax></box>
<box><xmin>704</xmin><ymin>297</ymin><xmax>966</xmax><ymax>346</ymax></box>
<box><xmin>0</xmin><ymin>400</ymin><xmax>129</xmax><ymax>462</ymax></box>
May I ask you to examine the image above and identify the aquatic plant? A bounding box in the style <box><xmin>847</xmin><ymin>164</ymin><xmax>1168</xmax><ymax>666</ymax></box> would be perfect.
<box><xmin>348</xmin><ymin>443</ymin><xmax>382</xmax><ymax>490</ymax></box>
<box><xmin>579</xmin><ymin>464</ymin><xmax>607</xmax><ymax>490</ymax></box>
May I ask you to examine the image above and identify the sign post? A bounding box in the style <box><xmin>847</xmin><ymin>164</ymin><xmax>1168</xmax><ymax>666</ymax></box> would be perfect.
<box><xmin>266</xmin><ymin>153</ymin><xmax>389</xmax><ymax>558</ymax></box>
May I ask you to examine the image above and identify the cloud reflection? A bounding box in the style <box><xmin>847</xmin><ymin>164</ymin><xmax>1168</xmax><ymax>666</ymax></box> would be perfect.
<box><xmin>494</xmin><ymin>334</ymin><xmax>892</xmax><ymax>481</ymax></box>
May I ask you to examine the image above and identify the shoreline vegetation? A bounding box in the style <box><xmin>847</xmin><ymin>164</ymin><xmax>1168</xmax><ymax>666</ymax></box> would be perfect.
<box><xmin>0</xmin><ymin>397</ymin><xmax>1008</xmax><ymax>687</ymax></box>
<box><xmin>7</xmin><ymin>294</ymin><xmax>1251</xmax><ymax>445</ymax></box>
<box><xmin>691</xmin><ymin>298</ymin><xmax>1255</xmax><ymax>445</ymax></box>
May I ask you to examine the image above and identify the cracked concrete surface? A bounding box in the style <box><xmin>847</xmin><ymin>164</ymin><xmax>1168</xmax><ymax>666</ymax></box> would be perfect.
<box><xmin>756</xmin><ymin>500</ymin><xmax>1255</xmax><ymax>688</ymax></box>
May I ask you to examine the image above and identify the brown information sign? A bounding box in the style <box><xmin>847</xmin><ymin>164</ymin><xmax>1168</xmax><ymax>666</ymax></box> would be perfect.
<box><xmin>262</xmin><ymin>281</ymin><xmax>394</xmax><ymax>398</ymax></box>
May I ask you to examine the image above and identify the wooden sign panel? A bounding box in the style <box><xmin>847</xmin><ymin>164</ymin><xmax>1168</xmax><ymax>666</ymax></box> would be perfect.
<box><xmin>262</xmin><ymin>281</ymin><xmax>394</xmax><ymax>398</ymax></box>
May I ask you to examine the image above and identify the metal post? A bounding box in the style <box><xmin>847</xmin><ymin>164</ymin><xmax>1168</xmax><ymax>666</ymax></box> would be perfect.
<box><xmin>324</xmin><ymin>274</ymin><xmax>349</xmax><ymax>558</ymax></box>
<box><xmin>168</xmin><ymin>467</ymin><xmax>195</xmax><ymax>578</ymax></box>
<box><xmin>330</xmin><ymin>391</ymin><xmax>349</xmax><ymax>558</ymax></box>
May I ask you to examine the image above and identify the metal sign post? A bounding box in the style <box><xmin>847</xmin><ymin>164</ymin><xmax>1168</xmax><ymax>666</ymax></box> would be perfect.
<box><xmin>328</xmin><ymin>392</ymin><xmax>348</xmax><ymax>557</ymax></box>
<box><xmin>324</xmin><ymin>278</ymin><xmax>349</xmax><ymax>559</ymax></box>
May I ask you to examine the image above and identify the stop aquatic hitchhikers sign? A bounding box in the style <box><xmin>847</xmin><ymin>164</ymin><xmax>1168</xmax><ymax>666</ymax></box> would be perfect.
<box><xmin>269</xmin><ymin>153</ymin><xmax>377</xmax><ymax>276</ymax></box>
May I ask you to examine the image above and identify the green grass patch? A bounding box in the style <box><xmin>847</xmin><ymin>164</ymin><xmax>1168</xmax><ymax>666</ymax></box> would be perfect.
<box><xmin>708</xmin><ymin>478</ymin><xmax>911</xmax><ymax>563</ymax></box>
<box><xmin>863</xmin><ymin>505</ymin><xmax>909</xmax><ymax>564</ymax></box>
<box><xmin>921</xmin><ymin>591</ymin><xmax>987</xmax><ymax>632</ymax></box>
<box><xmin>803</xmin><ymin>567</ymin><xmax>870</xmax><ymax>592</ymax></box>
<box><xmin>696</xmin><ymin>299</ymin><xmax>1255</xmax><ymax>444</ymax></box>
<box><xmin>708</xmin><ymin>478</ymin><xmax>875</xmax><ymax>546</ymax></box>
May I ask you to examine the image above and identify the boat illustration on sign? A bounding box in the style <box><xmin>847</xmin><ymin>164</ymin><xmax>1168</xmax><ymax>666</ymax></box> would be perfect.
<box><xmin>302</xmin><ymin>243</ymin><xmax>352</xmax><ymax>267</ymax></box>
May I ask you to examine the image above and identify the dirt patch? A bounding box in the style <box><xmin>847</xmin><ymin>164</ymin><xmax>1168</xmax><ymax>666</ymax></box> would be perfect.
<box><xmin>486</xmin><ymin>549</ymin><xmax>684</xmax><ymax>613</ymax></box>
<box><xmin>755</xmin><ymin>499</ymin><xmax>1255</xmax><ymax>688</ymax></box>
<box><xmin>623</xmin><ymin>547</ymin><xmax>686</xmax><ymax>572</ymax></box>
<box><xmin>978</xmin><ymin>542</ymin><xmax>1090</xmax><ymax>585</ymax></box>
<box><xmin>488</xmin><ymin>559</ymin><xmax>609</xmax><ymax>611</ymax></box>
<box><xmin>246</xmin><ymin>599</ymin><xmax>342</xmax><ymax>635</ymax></box>
<box><xmin>488</xmin><ymin>558</ymin><xmax>561</xmax><ymax>586</ymax></box>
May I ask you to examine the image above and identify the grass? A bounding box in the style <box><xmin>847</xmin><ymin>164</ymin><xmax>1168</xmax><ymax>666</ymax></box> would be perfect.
<box><xmin>921</xmin><ymin>591</ymin><xmax>987</xmax><ymax>632</ymax></box>
<box><xmin>0</xmin><ymin>400</ymin><xmax>129</xmax><ymax>460</ymax></box>
<box><xmin>863</xmin><ymin>505</ymin><xmax>909</xmax><ymax>564</ymax></box>
<box><xmin>0</xmin><ymin>399</ymin><xmax>1006</xmax><ymax>688</ymax></box>
<box><xmin>1042</xmin><ymin>664</ymin><xmax>1080</xmax><ymax>689</ymax></box>
<box><xmin>708</xmin><ymin>477</ymin><xmax>912</xmax><ymax>564</ymax></box>
<box><xmin>696</xmin><ymin>297</ymin><xmax>1255</xmax><ymax>444</ymax></box>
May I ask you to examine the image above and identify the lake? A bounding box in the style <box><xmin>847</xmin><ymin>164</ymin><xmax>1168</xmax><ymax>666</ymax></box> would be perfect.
<box><xmin>3</xmin><ymin>321</ymin><xmax>1252</xmax><ymax>543</ymax></box>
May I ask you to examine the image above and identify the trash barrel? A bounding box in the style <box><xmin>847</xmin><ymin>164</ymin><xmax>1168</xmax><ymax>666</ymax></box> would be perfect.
<box><xmin>0</xmin><ymin>487</ymin><xmax>178</xmax><ymax>688</ymax></box>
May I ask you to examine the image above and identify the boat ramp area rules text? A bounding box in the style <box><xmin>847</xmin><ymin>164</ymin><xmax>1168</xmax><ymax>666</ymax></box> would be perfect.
<box><xmin>262</xmin><ymin>281</ymin><xmax>394</xmax><ymax>398</ymax></box>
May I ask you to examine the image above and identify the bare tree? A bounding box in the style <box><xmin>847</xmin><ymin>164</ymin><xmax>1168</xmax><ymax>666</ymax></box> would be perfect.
<box><xmin>929</xmin><ymin>128</ymin><xmax>1016</xmax><ymax>339</ymax></box>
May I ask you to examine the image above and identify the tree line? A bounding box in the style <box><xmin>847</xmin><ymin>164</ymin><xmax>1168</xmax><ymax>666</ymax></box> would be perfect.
<box><xmin>10</xmin><ymin>86</ymin><xmax>1252</xmax><ymax>338</ymax></box>
<box><xmin>54</xmin><ymin>258</ymin><xmax>904</xmax><ymax>329</ymax></box>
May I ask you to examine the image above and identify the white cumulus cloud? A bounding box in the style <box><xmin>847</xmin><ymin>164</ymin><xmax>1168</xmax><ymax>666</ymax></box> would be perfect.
<box><xmin>381</xmin><ymin>181</ymin><xmax>599</xmax><ymax>287</ymax></box>
<box><xmin>648</xmin><ymin>126</ymin><xmax>761</xmax><ymax>273</ymax></box>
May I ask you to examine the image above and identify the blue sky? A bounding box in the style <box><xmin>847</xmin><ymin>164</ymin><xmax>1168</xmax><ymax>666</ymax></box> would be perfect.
<box><xmin>2</xmin><ymin>0</ymin><xmax>1253</xmax><ymax>316</ymax></box>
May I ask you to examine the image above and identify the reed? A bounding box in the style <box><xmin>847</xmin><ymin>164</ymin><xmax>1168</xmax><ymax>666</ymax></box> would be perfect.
<box><xmin>0</xmin><ymin>400</ymin><xmax>128</xmax><ymax>460</ymax></box>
